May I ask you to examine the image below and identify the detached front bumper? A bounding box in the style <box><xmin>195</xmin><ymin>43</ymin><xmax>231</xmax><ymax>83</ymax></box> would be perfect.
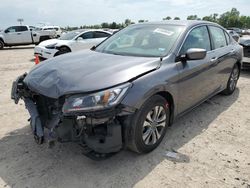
<box><xmin>11</xmin><ymin>74</ymin><xmax>132</xmax><ymax>159</ymax></box>
<box><xmin>34</xmin><ymin>45</ymin><xmax>58</xmax><ymax>60</ymax></box>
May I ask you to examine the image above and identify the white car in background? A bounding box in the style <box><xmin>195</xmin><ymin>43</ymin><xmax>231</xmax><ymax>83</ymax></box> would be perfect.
<box><xmin>34</xmin><ymin>29</ymin><xmax>112</xmax><ymax>60</ymax></box>
<box><xmin>41</xmin><ymin>26</ymin><xmax>62</xmax><ymax>38</ymax></box>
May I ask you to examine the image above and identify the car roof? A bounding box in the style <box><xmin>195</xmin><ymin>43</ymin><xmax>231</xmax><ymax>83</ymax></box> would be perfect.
<box><xmin>69</xmin><ymin>29</ymin><xmax>112</xmax><ymax>34</ymax></box>
<box><xmin>135</xmin><ymin>20</ymin><xmax>220</xmax><ymax>28</ymax></box>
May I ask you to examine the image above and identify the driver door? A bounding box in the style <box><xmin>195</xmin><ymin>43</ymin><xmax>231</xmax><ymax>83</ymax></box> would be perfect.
<box><xmin>73</xmin><ymin>31</ymin><xmax>96</xmax><ymax>51</ymax></box>
<box><xmin>4</xmin><ymin>26</ymin><xmax>21</xmax><ymax>44</ymax></box>
<box><xmin>176</xmin><ymin>25</ymin><xmax>219</xmax><ymax>114</ymax></box>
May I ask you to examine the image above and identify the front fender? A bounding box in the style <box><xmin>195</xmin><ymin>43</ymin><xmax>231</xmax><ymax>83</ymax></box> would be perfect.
<box><xmin>0</xmin><ymin>34</ymin><xmax>5</xmax><ymax>42</ymax></box>
<box><xmin>121</xmin><ymin>62</ymin><xmax>179</xmax><ymax>118</ymax></box>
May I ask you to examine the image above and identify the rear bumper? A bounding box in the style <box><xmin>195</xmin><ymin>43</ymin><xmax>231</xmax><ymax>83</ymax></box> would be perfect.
<box><xmin>34</xmin><ymin>46</ymin><xmax>58</xmax><ymax>60</ymax></box>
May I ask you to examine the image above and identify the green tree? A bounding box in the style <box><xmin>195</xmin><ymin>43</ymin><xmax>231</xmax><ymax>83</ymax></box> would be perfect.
<box><xmin>138</xmin><ymin>20</ymin><xmax>148</xmax><ymax>23</ymax></box>
<box><xmin>218</xmin><ymin>8</ymin><xmax>240</xmax><ymax>28</ymax></box>
<box><xmin>202</xmin><ymin>13</ymin><xmax>218</xmax><ymax>23</ymax></box>
<box><xmin>125</xmin><ymin>19</ymin><xmax>132</xmax><ymax>26</ymax></box>
<box><xmin>187</xmin><ymin>15</ymin><xmax>200</xmax><ymax>20</ymax></box>
<box><xmin>174</xmin><ymin>17</ymin><xmax>180</xmax><ymax>20</ymax></box>
<box><xmin>163</xmin><ymin>16</ymin><xmax>172</xmax><ymax>20</ymax></box>
<box><xmin>101</xmin><ymin>22</ymin><xmax>109</xmax><ymax>28</ymax></box>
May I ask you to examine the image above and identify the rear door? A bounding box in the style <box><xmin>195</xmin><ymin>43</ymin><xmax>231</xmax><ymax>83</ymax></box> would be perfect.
<box><xmin>177</xmin><ymin>25</ymin><xmax>218</xmax><ymax>114</ymax></box>
<box><xmin>18</xmin><ymin>26</ymin><xmax>32</xmax><ymax>43</ymax></box>
<box><xmin>208</xmin><ymin>26</ymin><xmax>237</xmax><ymax>89</ymax></box>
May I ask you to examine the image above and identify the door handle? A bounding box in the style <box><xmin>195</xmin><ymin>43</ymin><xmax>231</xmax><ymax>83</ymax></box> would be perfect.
<box><xmin>17</xmin><ymin>33</ymin><xmax>21</xmax><ymax>35</ymax></box>
<box><xmin>210</xmin><ymin>57</ymin><xmax>218</xmax><ymax>63</ymax></box>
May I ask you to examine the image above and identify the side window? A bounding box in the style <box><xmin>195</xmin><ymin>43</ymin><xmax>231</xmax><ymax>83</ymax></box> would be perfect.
<box><xmin>5</xmin><ymin>26</ymin><xmax>17</xmax><ymax>33</ymax></box>
<box><xmin>94</xmin><ymin>31</ymin><xmax>111</xmax><ymax>38</ymax></box>
<box><xmin>16</xmin><ymin>26</ymin><xmax>28</xmax><ymax>32</ymax></box>
<box><xmin>80</xmin><ymin>32</ymin><xmax>94</xmax><ymax>39</ymax></box>
<box><xmin>180</xmin><ymin>26</ymin><xmax>211</xmax><ymax>54</ymax></box>
<box><xmin>224</xmin><ymin>31</ymin><xmax>231</xmax><ymax>45</ymax></box>
<box><xmin>209</xmin><ymin>26</ymin><xmax>227</xmax><ymax>49</ymax></box>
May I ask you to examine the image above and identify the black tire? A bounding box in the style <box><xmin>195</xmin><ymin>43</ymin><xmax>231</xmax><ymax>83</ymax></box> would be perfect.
<box><xmin>54</xmin><ymin>46</ymin><xmax>71</xmax><ymax>56</ymax></box>
<box><xmin>126</xmin><ymin>95</ymin><xmax>170</xmax><ymax>153</ymax></box>
<box><xmin>221</xmin><ymin>64</ymin><xmax>240</xmax><ymax>95</ymax></box>
<box><xmin>0</xmin><ymin>40</ymin><xmax>4</xmax><ymax>50</ymax></box>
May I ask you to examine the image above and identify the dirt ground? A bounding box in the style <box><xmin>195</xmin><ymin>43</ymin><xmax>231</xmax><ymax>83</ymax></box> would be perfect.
<box><xmin>0</xmin><ymin>46</ymin><xmax>250</xmax><ymax>188</ymax></box>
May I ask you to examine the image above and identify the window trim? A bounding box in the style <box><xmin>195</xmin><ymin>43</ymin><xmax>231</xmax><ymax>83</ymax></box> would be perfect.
<box><xmin>224</xmin><ymin>31</ymin><xmax>231</xmax><ymax>45</ymax></box>
<box><xmin>178</xmin><ymin>24</ymin><xmax>212</xmax><ymax>56</ymax></box>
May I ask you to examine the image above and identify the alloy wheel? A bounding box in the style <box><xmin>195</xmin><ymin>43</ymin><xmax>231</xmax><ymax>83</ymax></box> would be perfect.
<box><xmin>142</xmin><ymin>106</ymin><xmax>167</xmax><ymax>145</ymax></box>
<box><xmin>229</xmin><ymin>66</ymin><xmax>239</xmax><ymax>91</ymax></box>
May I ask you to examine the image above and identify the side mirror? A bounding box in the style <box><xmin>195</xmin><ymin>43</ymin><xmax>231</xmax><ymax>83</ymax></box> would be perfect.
<box><xmin>76</xmin><ymin>37</ymin><xmax>83</xmax><ymax>41</ymax></box>
<box><xmin>4</xmin><ymin>30</ymin><xmax>9</xmax><ymax>33</ymax></box>
<box><xmin>90</xmin><ymin>45</ymin><xmax>96</xmax><ymax>50</ymax></box>
<box><xmin>186</xmin><ymin>48</ymin><xmax>207</xmax><ymax>60</ymax></box>
<box><xmin>176</xmin><ymin>48</ymin><xmax>207</xmax><ymax>62</ymax></box>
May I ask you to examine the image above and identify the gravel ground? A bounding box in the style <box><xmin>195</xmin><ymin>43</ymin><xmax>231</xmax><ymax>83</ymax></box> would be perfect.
<box><xmin>0</xmin><ymin>46</ymin><xmax>250</xmax><ymax>188</ymax></box>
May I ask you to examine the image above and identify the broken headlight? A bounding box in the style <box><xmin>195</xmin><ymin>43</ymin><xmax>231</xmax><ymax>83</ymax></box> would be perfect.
<box><xmin>62</xmin><ymin>83</ymin><xmax>131</xmax><ymax>113</ymax></box>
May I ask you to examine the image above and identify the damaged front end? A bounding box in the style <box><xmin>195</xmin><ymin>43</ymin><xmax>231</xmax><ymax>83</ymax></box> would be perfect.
<box><xmin>11</xmin><ymin>74</ymin><xmax>134</xmax><ymax>160</ymax></box>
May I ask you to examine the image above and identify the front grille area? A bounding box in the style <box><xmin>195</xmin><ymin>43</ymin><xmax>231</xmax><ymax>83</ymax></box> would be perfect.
<box><xmin>243</xmin><ymin>46</ymin><xmax>250</xmax><ymax>57</ymax></box>
<box><xmin>34</xmin><ymin>95</ymin><xmax>64</xmax><ymax>125</ymax></box>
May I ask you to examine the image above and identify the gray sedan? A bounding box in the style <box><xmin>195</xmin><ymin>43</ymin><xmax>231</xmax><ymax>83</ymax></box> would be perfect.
<box><xmin>11</xmin><ymin>21</ymin><xmax>242</xmax><ymax>160</ymax></box>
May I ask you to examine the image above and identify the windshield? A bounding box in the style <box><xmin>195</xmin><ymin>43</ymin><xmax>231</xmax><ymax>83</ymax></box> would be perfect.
<box><xmin>95</xmin><ymin>24</ymin><xmax>184</xmax><ymax>57</ymax></box>
<box><xmin>59</xmin><ymin>31</ymin><xmax>81</xmax><ymax>40</ymax></box>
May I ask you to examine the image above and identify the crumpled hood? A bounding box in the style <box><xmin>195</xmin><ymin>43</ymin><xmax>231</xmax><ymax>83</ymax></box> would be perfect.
<box><xmin>38</xmin><ymin>39</ymin><xmax>59</xmax><ymax>47</ymax></box>
<box><xmin>24</xmin><ymin>50</ymin><xmax>160</xmax><ymax>98</ymax></box>
<box><xmin>38</xmin><ymin>39</ymin><xmax>70</xmax><ymax>47</ymax></box>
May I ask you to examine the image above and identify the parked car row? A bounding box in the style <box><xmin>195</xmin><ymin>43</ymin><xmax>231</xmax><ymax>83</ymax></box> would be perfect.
<box><xmin>239</xmin><ymin>36</ymin><xmax>250</xmax><ymax>67</ymax></box>
<box><xmin>11</xmin><ymin>20</ymin><xmax>243</xmax><ymax>160</ymax></box>
<box><xmin>34</xmin><ymin>29</ymin><xmax>112</xmax><ymax>60</ymax></box>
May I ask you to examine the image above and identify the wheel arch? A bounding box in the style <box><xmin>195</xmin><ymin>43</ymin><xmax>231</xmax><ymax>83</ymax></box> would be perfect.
<box><xmin>236</xmin><ymin>61</ymin><xmax>241</xmax><ymax>78</ymax></box>
<box><xmin>54</xmin><ymin>45</ymin><xmax>72</xmax><ymax>57</ymax></box>
<box><xmin>154</xmin><ymin>91</ymin><xmax>175</xmax><ymax>125</ymax></box>
<box><xmin>58</xmin><ymin>45</ymin><xmax>72</xmax><ymax>52</ymax></box>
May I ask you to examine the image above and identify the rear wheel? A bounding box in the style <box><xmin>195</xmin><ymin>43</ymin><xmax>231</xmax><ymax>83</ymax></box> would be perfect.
<box><xmin>0</xmin><ymin>40</ymin><xmax>4</xmax><ymax>50</ymax></box>
<box><xmin>221</xmin><ymin>64</ymin><xmax>240</xmax><ymax>95</ymax></box>
<box><xmin>126</xmin><ymin>95</ymin><xmax>170</xmax><ymax>153</ymax></box>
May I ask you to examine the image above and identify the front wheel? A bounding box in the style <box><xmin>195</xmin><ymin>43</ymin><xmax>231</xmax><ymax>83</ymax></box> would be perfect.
<box><xmin>221</xmin><ymin>64</ymin><xmax>240</xmax><ymax>95</ymax></box>
<box><xmin>126</xmin><ymin>95</ymin><xmax>170</xmax><ymax>153</ymax></box>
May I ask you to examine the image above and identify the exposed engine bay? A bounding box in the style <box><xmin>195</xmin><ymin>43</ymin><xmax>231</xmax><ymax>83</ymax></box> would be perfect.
<box><xmin>11</xmin><ymin>73</ymin><xmax>134</xmax><ymax>160</ymax></box>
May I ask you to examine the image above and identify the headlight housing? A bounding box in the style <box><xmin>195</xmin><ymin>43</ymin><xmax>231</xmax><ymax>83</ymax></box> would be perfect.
<box><xmin>62</xmin><ymin>83</ymin><xmax>131</xmax><ymax>113</ymax></box>
<box><xmin>45</xmin><ymin>43</ymin><xmax>57</xmax><ymax>49</ymax></box>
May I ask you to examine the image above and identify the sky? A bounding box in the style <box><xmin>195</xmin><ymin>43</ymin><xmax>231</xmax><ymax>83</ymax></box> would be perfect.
<box><xmin>0</xmin><ymin>0</ymin><xmax>249</xmax><ymax>28</ymax></box>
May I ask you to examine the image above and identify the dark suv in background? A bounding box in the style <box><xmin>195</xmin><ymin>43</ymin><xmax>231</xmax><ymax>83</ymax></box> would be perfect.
<box><xmin>11</xmin><ymin>21</ymin><xmax>242</xmax><ymax>160</ymax></box>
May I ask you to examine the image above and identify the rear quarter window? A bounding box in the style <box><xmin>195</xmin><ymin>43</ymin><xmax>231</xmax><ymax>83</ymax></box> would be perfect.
<box><xmin>15</xmin><ymin>26</ymin><xmax>28</xmax><ymax>32</ymax></box>
<box><xmin>94</xmin><ymin>31</ymin><xmax>111</xmax><ymax>38</ymax></box>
